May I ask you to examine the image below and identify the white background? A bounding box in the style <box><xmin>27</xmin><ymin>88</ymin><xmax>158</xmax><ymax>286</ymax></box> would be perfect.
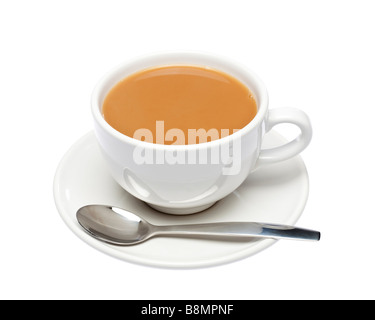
<box><xmin>1</xmin><ymin>0</ymin><xmax>374</xmax><ymax>300</ymax></box>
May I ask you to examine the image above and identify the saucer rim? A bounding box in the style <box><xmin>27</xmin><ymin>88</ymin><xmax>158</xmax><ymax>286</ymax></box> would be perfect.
<box><xmin>53</xmin><ymin>131</ymin><xmax>309</xmax><ymax>269</ymax></box>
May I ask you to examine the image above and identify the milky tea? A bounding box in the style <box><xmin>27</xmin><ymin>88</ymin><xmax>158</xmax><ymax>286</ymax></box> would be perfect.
<box><xmin>102</xmin><ymin>65</ymin><xmax>257</xmax><ymax>173</ymax></box>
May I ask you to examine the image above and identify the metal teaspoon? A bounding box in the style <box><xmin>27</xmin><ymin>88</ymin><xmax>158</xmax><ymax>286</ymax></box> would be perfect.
<box><xmin>76</xmin><ymin>205</ymin><xmax>320</xmax><ymax>245</ymax></box>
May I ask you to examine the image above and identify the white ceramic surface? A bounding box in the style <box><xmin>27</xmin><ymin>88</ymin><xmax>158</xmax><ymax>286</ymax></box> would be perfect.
<box><xmin>91</xmin><ymin>52</ymin><xmax>312</xmax><ymax>214</ymax></box>
<box><xmin>53</xmin><ymin>131</ymin><xmax>309</xmax><ymax>269</ymax></box>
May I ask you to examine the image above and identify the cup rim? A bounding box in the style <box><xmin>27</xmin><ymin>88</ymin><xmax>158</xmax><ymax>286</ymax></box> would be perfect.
<box><xmin>91</xmin><ymin>51</ymin><xmax>269</xmax><ymax>150</ymax></box>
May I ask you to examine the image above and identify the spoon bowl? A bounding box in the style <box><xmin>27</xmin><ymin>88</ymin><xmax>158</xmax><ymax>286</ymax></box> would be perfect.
<box><xmin>77</xmin><ymin>205</ymin><xmax>153</xmax><ymax>245</ymax></box>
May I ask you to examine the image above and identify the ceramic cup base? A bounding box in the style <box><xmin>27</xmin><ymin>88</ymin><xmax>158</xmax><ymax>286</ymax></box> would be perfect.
<box><xmin>147</xmin><ymin>202</ymin><xmax>217</xmax><ymax>215</ymax></box>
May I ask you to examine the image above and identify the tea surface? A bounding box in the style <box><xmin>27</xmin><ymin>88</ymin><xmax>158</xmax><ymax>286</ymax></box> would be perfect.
<box><xmin>102</xmin><ymin>66</ymin><xmax>257</xmax><ymax>144</ymax></box>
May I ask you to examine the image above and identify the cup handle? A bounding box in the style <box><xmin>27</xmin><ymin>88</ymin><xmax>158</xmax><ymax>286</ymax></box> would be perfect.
<box><xmin>256</xmin><ymin>107</ymin><xmax>312</xmax><ymax>167</ymax></box>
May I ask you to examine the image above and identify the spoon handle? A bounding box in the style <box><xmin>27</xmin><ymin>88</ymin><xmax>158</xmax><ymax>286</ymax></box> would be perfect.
<box><xmin>158</xmin><ymin>222</ymin><xmax>320</xmax><ymax>241</ymax></box>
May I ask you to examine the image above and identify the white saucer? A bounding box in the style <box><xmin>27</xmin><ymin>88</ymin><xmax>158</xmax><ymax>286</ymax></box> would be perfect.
<box><xmin>53</xmin><ymin>131</ymin><xmax>309</xmax><ymax>269</ymax></box>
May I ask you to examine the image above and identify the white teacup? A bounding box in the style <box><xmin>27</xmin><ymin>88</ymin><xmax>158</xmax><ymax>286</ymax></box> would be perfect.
<box><xmin>91</xmin><ymin>52</ymin><xmax>312</xmax><ymax>214</ymax></box>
